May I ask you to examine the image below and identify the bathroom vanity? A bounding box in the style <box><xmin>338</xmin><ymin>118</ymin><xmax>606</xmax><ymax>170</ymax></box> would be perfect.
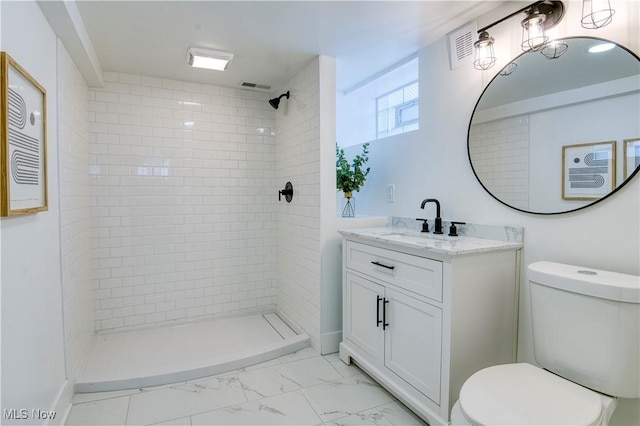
<box><xmin>338</xmin><ymin>225</ymin><xmax>523</xmax><ymax>425</ymax></box>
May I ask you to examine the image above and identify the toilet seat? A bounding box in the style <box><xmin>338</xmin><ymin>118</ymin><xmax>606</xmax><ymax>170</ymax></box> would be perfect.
<box><xmin>458</xmin><ymin>363</ymin><xmax>606</xmax><ymax>425</ymax></box>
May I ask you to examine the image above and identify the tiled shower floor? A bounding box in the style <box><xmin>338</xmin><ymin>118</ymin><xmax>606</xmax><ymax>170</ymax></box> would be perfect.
<box><xmin>66</xmin><ymin>348</ymin><xmax>427</xmax><ymax>425</ymax></box>
<box><xmin>76</xmin><ymin>313</ymin><xmax>309</xmax><ymax>392</ymax></box>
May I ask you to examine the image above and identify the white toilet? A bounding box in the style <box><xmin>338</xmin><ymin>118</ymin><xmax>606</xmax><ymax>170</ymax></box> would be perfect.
<box><xmin>451</xmin><ymin>261</ymin><xmax>640</xmax><ymax>425</ymax></box>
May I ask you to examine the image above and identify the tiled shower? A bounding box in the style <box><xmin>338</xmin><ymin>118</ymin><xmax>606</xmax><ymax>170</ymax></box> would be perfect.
<box><xmin>88</xmin><ymin>72</ymin><xmax>277</xmax><ymax>331</ymax></box>
<box><xmin>59</xmin><ymin>52</ymin><xmax>330</xmax><ymax>387</ymax></box>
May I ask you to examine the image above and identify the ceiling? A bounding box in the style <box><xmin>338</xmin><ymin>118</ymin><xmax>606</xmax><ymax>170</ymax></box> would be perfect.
<box><xmin>73</xmin><ymin>1</ymin><xmax>503</xmax><ymax>93</ymax></box>
<box><xmin>477</xmin><ymin>37</ymin><xmax>640</xmax><ymax>110</ymax></box>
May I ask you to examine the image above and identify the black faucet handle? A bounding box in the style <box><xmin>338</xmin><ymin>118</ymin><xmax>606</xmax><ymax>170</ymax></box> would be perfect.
<box><xmin>415</xmin><ymin>218</ymin><xmax>429</xmax><ymax>232</ymax></box>
<box><xmin>448</xmin><ymin>221</ymin><xmax>466</xmax><ymax>237</ymax></box>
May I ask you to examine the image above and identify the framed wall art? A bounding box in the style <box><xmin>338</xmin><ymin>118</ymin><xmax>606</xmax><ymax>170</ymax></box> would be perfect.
<box><xmin>1</xmin><ymin>52</ymin><xmax>48</xmax><ymax>216</ymax></box>
<box><xmin>562</xmin><ymin>141</ymin><xmax>615</xmax><ymax>200</ymax></box>
<box><xmin>623</xmin><ymin>138</ymin><xmax>640</xmax><ymax>180</ymax></box>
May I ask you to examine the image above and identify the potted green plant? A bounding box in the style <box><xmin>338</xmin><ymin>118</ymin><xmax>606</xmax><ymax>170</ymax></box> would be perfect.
<box><xmin>336</xmin><ymin>143</ymin><xmax>370</xmax><ymax>217</ymax></box>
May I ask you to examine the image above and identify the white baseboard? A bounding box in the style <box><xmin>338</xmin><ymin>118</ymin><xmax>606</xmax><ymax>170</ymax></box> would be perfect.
<box><xmin>48</xmin><ymin>380</ymin><xmax>73</xmax><ymax>426</ymax></box>
<box><xmin>321</xmin><ymin>330</ymin><xmax>342</xmax><ymax>355</ymax></box>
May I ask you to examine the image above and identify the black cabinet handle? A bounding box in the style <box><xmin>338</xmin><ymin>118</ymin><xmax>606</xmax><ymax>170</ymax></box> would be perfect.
<box><xmin>376</xmin><ymin>295</ymin><xmax>382</xmax><ymax>327</ymax></box>
<box><xmin>383</xmin><ymin>298</ymin><xmax>389</xmax><ymax>330</ymax></box>
<box><xmin>371</xmin><ymin>261</ymin><xmax>395</xmax><ymax>270</ymax></box>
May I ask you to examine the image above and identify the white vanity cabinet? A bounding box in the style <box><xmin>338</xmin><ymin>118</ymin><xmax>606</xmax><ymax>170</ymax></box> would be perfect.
<box><xmin>344</xmin><ymin>242</ymin><xmax>444</xmax><ymax>404</ymax></box>
<box><xmin>339</xmin><ymin>231</ymin><xmax>521</xmax><ymax>425</ymax></box>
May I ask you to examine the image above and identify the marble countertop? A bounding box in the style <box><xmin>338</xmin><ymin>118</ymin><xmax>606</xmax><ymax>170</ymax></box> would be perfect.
<box><xmin>339</xmin><ymin>227</ymin><xmax>523</xmax><ymax>256</ymax></box>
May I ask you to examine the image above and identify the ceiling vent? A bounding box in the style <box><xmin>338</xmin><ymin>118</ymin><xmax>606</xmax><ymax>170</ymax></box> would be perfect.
<box><xmin>448</xmin><ymin>22</ymin><xmax>477</xmax><ymax>70</ymax></box>
<box><xmin>240</xmin><ymin>81</ymin><xmax>272</xmax><ymax>92</ymax></box>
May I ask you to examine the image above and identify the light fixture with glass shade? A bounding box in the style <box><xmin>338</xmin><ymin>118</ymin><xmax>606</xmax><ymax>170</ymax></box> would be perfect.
<box><xmin>473</xmin><ymin>31</ymin><xmax>496</xmax><ymax>70</ymax></box>
<box><xmin>521</xmin><ymin>7</ymin><xmax>548</xmax><ymax>51</ymax></box>
<box><xmin>472</xmin><ymin>0</ymin><xmax>615</xmax><ymax>71</ymax></box>
<box><xmin>473</xmin><ymin>0</ymin><xmax>600</xmax><ymax>71</ymax></box>
<box><xmin>187</xmin><ymin>47</ymin><xmax>234</xmax><ymax>71</ymax></box>
<box><xmin>581</xmin><ymin>0</ymin><xmax>615</xmax><ymax>29</ymax></box>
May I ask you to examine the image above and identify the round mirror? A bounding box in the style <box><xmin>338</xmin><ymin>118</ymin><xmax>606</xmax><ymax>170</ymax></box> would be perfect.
<box><xmin>468</xmin><ymin>37</ymin><xmax>640</xmax><ymax>214</ymax></box>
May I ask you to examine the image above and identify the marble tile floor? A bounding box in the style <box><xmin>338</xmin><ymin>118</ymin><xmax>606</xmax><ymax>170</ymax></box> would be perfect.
<box><xmin>66</xmin><ymin>347</ymin><xmax>427</xmax><ymax>426</ymax></box>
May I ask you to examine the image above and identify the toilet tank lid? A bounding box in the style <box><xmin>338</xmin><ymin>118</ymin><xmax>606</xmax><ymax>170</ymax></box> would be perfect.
<box><xmin>528</xmin><ymin>261</ymin><xmax>640</xmax><ymax>303</ymax></box>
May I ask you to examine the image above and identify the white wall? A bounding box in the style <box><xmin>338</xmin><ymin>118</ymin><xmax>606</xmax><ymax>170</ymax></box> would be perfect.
<box><xmin>290</xmin><ymin>54</ymin><xmax>394</xmax><ymax>355</ymax></box>
<box><xmin>58</xmin><ymin>38</ymin><xmax>93</xmax><ymax>384</ymax></box>
<box><xmin>317</xmin><ymin>56</ymin><xmax>344</xmax><ymax>354</ymax></box>
<box><xmin>279</xmin><ymin>55</ymin><xmax>386</xmax><ymax>355</ymax></box>
<box><xmin>0</xmin><ymin>1</ymin><xmax>67</xmax><ymax>423</ymax></box>
<box><xmin>337</xmin><ymin>56</ymin><xmax>419</xmax><ymax>148</ymax></box>
<box><xmin>88</xmin><ymin>73</ymin><xmax>277</xmax><ymax>331</ymax></box>
<box><xmin>275</xmin><ymin>56</ymin><xmax>332</xmax><ymax>350</ymax></box>
<box><xmin>350</xmin><ymin>1</ymin><xmax>639</xmax><ymax>423</ymax></box>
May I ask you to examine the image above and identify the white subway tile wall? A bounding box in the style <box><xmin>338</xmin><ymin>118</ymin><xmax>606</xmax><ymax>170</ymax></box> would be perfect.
<box><xmin>468</xmin><ymin>116</ymin><xmax>530</xmax><ymax>210</ymax></box>
<box><xmin>275</xmin><ymin>58</ymin><xmax>322</xmax><ymax>348</ymax></box>
<box><xmin>58</xmin><ymin>41</ymin><xmax>95</xmax><ymax>379</ymax></box>
<box><xmin>89</xmin><ymin>72</ymin><xmax>277</xmax><ymax>331</ymax></box>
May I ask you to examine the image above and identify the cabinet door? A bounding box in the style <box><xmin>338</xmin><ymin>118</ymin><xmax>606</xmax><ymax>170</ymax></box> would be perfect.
<box><xmin>384</xmin><ymin>288</ymin><xmax>442</xmax><ymax>404</ymax></box>
<box><xmin>344</xmin><ymin>272</ymin><xmax>385</xmax><ymax>362</ymax></box>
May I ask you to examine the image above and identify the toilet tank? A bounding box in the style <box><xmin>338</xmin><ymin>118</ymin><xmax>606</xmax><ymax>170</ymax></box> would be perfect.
<box><xmin>528</xmin><ymin>261</ymin><xmax>640</xmax><ymax>398</ymax></box>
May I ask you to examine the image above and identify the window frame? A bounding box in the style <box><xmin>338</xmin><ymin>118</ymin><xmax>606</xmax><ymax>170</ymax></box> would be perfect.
<box><xmin>376</xmin><ymin>79</ymin><xmax>419</xmax><ymax>139</ymax></box>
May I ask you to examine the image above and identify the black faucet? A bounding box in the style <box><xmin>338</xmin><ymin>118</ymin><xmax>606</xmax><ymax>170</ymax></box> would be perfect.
<box><xmin>420</xmin><ymin>199</ymin><xmax>443</xmax><ymax>234</ymax></box>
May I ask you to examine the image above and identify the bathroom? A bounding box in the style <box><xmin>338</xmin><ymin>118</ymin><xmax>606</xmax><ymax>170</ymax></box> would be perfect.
<box><xmin>1</xmin><ymin>0</ymin><xmax>638</xmax><ymax>425</ymax></box>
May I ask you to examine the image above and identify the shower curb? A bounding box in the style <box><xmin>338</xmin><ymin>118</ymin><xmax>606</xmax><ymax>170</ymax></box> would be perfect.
<box><xmin>74</xmin><ymin>334</ymin><xmax>310</xmax><ymax>393</ymax></box>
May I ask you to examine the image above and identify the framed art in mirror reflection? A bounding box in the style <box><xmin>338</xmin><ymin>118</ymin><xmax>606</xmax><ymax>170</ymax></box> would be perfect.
<box><xmin>562</xmin><ymin>141</ymin><xmax>616</xmax><ymax>200</ymax></box>
<box><xmin>624</xmin><ymin>138</ymin><xmax>640</xmax><ymax>179</ymax></box>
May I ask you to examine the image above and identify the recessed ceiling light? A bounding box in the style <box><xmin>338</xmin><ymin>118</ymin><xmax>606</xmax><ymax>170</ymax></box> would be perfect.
<box><xmin>186</xmin><ymin>47</ymin><xmax>233</xmax><ymax>71</ymax></box>
<box><xmin>588</xmin><ymin>43</ymin><xmax>615</xmax><ymax>53</ymax></box>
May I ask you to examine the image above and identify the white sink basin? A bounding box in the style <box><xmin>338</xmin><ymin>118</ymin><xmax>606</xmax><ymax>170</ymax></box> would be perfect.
<box><xmin>379</xmin><ymin>231</ymin><xmax>452</xmax><ymax>242</ymax></box>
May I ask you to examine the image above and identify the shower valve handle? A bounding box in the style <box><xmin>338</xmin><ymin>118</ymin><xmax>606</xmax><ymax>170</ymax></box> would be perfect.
<box><xmin>279</xmin><ymin>182</ymin><xmax>294</xmax><ymax>203</ymax></box>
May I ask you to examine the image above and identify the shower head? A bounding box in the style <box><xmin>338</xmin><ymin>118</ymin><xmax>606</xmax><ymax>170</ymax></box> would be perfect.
<box><xmin>268</xmin><ymin>91</ymin><xmax>290</xmax><ymax>110</ymax></box>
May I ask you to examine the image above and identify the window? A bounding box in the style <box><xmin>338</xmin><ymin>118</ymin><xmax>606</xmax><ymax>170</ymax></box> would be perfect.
<box><xmin>376</xmin><ymin>80</ymin><xmax>419</xmax><ymax>139</ymax></box>
<box><xmin>337</xmin><ymin>55</ymin><xmax>419</xmax><ymax>147</ymax></box>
